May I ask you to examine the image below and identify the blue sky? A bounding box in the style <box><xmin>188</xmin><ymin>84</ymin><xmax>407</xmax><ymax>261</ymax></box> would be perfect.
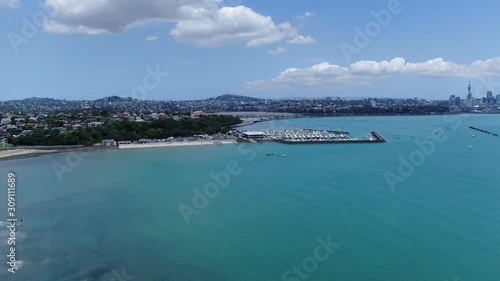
<box><xmin>1</xmin><ymin>0</ymin><xmax>500</xmax><ymax>101</ymax></box>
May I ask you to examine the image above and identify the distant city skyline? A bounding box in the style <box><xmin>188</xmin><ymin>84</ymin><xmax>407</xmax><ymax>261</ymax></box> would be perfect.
<box><xmin>448</xmin><ymin>79</ymin><xmax>500</xmax><ymax>108</ymax></box>
<box><xmin>2</xmin><ymin>0</ymin><xmax>500</xmax><ymax>100</ymax></box>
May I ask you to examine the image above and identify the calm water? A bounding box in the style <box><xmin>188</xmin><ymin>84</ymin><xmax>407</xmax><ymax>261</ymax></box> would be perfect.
<box><xmin>1</xmin><ymin>115</ymin><xmax>499</xmax><ymax>281</ymax></box>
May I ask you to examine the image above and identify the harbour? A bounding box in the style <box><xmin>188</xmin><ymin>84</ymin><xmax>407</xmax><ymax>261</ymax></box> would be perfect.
<box><xmin>2</xmin><ymin>114</ymin><xmax>499</xmax><ymax>281</ymax></box>
<box><xmin>238</xmin><ymin>129</ymin><xmax>386</xmax><ymax>144</ymax></box>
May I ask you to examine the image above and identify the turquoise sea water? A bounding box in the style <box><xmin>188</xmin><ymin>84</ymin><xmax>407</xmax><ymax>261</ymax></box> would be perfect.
<box><xmin>1</xmin><ymin>115</ymin><xmax>500</xmax><ymax>281</ymax></box>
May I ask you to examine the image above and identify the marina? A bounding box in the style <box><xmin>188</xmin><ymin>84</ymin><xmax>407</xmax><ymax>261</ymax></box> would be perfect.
<box><xmin>238</xmin><ymin>129</ymin><xmax>386</xmax><ymax>144</ymax></box>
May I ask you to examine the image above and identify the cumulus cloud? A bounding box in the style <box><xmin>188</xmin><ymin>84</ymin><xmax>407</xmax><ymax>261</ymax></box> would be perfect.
<box><xmin>0</xmin><ymin>0</ymin><xmax>19</xmax><ymax>8</ymax></box>
<box><xmin>246</xmin><ymin>57</ymin><xmax>500</xmax><ymax>89</ymax></box>
<box><xmin>170</xmin><ymin>6</ymin><xmax>298</xmax><ymax>47</ymax></box>
<box><xmin>288</xmin><ymin>35</ymin><xmax>316</xmax><ymax>45</ymax></box>
<box><xmin>43</xmin><ymin>0</ymin><xmax>206</xmax><ymax>33</ymax></box>
<box><xmin>42</xmin><ymin>0</ymin><xmax>311</xmax><ymax>47</ymax></box>
<box><xmin>268</xmin><ymin>46</ymin><xmax>286</xmax><ymax>55</ymax></box>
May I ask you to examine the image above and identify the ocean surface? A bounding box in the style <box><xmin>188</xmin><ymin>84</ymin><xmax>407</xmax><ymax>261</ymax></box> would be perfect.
<box><xmin>1</xmin><ymin>115</ymin><xmax>499</xmax><ymax>281</ymax></box>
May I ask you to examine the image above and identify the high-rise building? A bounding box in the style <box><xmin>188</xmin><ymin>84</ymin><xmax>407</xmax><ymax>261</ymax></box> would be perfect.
<box><xmin>486</xmin><ymin>91</ymin><xmax>494</xmax><ymax>105</ymax></box>
<box><xmin>449</xmin><ymin>95</ymin><xmax>456</xmax><ymax>106</ymax></box>
<box><xmin>496</xmin><ymin>94</ymin><xmax>500</xmax><ymax>105</ymax></box>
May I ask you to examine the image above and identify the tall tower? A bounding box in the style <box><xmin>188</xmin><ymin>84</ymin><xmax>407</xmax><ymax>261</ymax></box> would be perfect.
<box><xmin>467</xmin><ymin>79</ymin><xmax>472</xmax><ymax>99</ymax></box>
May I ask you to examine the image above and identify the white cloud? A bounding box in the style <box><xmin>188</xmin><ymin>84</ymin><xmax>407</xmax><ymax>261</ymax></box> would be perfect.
<box><xmin>44</xmin><ymin>21</ymin><xmax>108</xmax><ymax>34</ymax></box>
<box><xmin>246</xmin><ymin>57</ymin><xmax>500</xmax><ymax>89</ymax></box>
<box><xmin>170</xmin><ymin>6</ymin><xmax>298</xmax><ymax>47</ymax></box>
<box><xmin>288</xmin><ymin>35</ymin><xmax>316</xmax><ymax>45</ymax></box>
<box><xmin>0</xmin><ymin>0</ymin><xmax>19</xmax><ymax>8</ymax></box>
<box><xmin>298</xmin><ymin>11</ymin><xmax>314</xmax><ymax>20</ymax></box>
<box><xmin>146</xmin><ymin>36</ymin><xmax>158</xmax><ymax>41</ymax></box>
<box><xmin>268</xmin><ymin>46</ymin><xmax>286</xmax><ymax>55</ymax></box>
<box><xmin>43</xmin><ymin>0</ymin><xmax>205</xmax><ymax>34</ymax></box>
<box><xmin>42</xmin><ymin>0</ymin><xmax>308</xmax><ymax>47</ymax></box>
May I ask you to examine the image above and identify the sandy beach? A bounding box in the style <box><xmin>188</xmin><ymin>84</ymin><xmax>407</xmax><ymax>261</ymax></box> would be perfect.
<box><xmin>118</xmin><ymin>139</ymin><xmax>237</xmax><ymax>149</ymax></box>
<box><xmin>0</xmin><ymin>140</ymin><xmax>237</xmax><ymax>160</ymax></box>
<box><xmin>0</xmin><ymin>149</ymin><xmax>59</xmax><ymax>160</ymax></box>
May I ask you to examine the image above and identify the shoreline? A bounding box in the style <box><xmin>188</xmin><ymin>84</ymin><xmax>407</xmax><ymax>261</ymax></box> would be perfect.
<box><xmin>1</xmin><ymin>112</ymin><xmax>491</xmax><ymax>160</ymax></box>
<box><xmin>0</xmin><ymin>146</ymin><xmax>109</xmax><ymax>161</ymax></box>
<box><xmin>230</xmin><ymin>112</ymin><xmax>478</xmax><ymax>129</ymax></box>
<box><xmin>0</xmin><ymin>140</ymin><xmax>238</xmax><ymax>160</ymax></box>
<box><xmin>118</xmin><ymin>139</ymin><xmax>237</xmax><ymax>149</ymax></box>
<box><xmin>0</xmin><ymin>149</ymin><xmax>60</xmax><ymax>160</ymax></box>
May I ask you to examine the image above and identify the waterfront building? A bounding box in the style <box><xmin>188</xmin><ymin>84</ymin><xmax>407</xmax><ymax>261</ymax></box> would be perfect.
<box><xmin>101</xmin><ymin>139</ymin><xmax>117</xmax><ymax>147</ymax></box>
<box><xmin>242</xmin><ymin>131</ymin><xmax>267</xmax><ymax>139</ymax></box>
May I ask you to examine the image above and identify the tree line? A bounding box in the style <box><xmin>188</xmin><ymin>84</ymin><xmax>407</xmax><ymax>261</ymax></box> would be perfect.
<box><xmin>8</xmin><ymin>115</ymin><xmax>241</xmax><ymax>146</ymax></box>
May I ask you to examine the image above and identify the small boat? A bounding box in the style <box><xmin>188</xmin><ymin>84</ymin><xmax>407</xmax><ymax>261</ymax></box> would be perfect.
<box><xmin>471</xmin><ymin>134</ymin><xmax>475</xmax><ymax>137</ymax></box>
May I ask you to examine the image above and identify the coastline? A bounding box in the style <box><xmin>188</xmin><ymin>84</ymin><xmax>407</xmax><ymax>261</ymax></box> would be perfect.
<box><xmin>118</xmin><ymin>139</ymin><xmax>237</xmax><ymax>149</ymax></box>
<box><xmin>0</xmin><ymin>140</ymin><xmax>237</xmax><ymax>161</ymax></box>
<box><xmin>229</xmin><ymin>112</ymin><xmax>479</xmax><ymax>129</ymax></box>
<box><xmin>1</xmin><ymin>112</ymin><xmax>488</xmax><ymax>160</ymax></box>
<box><xmin>231</xmin><ymin>116</ymin><xmax>299</xmax><ymax>128</ymax></box>
<box><xmin>0</xmin><ymin>149</ymin><xmax>60</xmax><ymax>160</ymax></box>
<box><xmin>0</xmin><ymin>146</ymin><xmax>109</xmax><ymax>161</ymax></box>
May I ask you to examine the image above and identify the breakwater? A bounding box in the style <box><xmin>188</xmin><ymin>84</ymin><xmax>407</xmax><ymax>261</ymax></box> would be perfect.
<box><xmin>469</xmin><ymin>126</ymin><xmax>500</xmax><ymax>137</ymax></box>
